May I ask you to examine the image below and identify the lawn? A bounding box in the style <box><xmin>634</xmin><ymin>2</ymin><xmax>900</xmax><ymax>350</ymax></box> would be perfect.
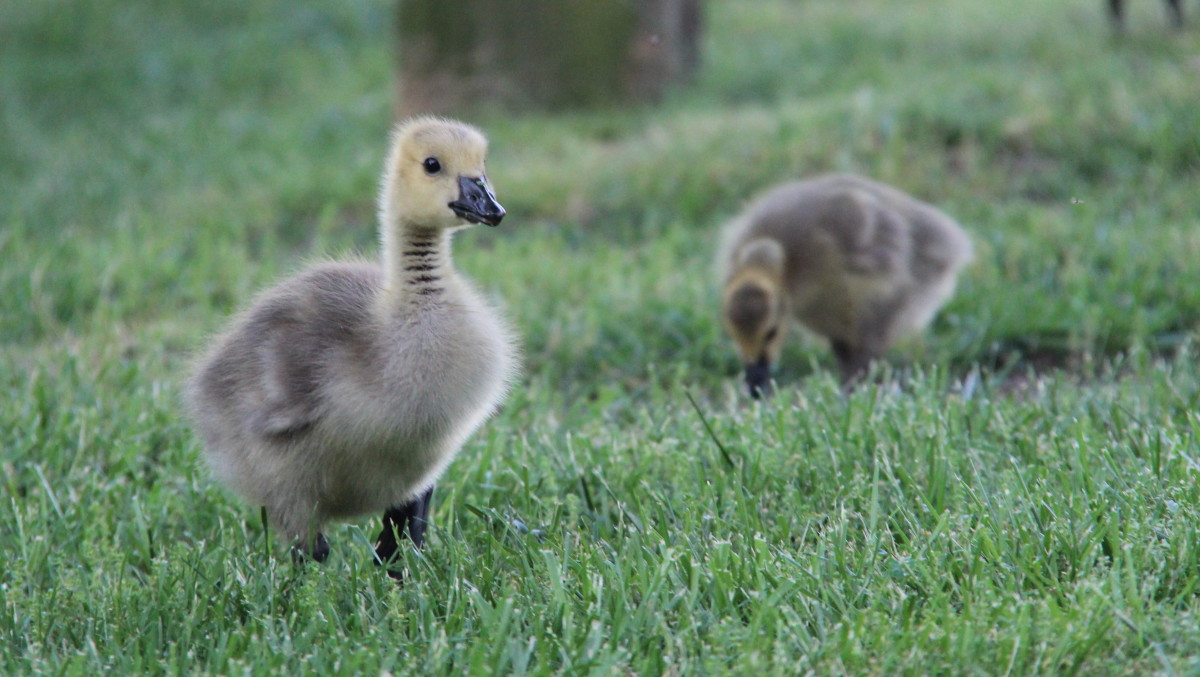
<box><xmin>2</xmin><ymin>0</ymin><xmax>1199</xmax><ymax>673</ymax></box>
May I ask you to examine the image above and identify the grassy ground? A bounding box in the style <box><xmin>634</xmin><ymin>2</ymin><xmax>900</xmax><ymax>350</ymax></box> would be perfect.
<box><xmin>3</xmin><ymin>0</ymin><xmax>1199</xmax><ymax>673</ymax></box>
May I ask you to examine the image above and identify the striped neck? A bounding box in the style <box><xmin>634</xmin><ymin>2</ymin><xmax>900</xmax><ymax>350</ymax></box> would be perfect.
<box><xmin>382</xmin><ymin>225</ymin><xmax>453</xmax><ymax>301</ymax></box>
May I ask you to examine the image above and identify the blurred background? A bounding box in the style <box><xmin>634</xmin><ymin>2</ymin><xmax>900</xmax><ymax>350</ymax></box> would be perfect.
<box><xmin>3</xmin><ymin>0</ymin><xmax>1197</xmax><ymax>395</ymax></box>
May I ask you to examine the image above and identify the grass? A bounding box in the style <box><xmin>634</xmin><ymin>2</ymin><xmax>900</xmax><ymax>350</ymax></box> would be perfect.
<box><xmin>2</xmin><ymin>0</ymin><xmax>1200</xmax><ymax>673</ymax></box>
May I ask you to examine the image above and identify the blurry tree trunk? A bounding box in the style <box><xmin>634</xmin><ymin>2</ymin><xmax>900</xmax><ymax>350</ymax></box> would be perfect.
<box><xmin>395</xmin><ymin>0</ymin><xmax>703</xmax><ymax>117</ymax></box>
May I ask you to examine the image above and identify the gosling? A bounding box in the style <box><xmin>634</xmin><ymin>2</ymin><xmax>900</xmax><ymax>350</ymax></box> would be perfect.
<box><xmin>717</xmin><ymin>174</ymin><xmax>971</xmax><ymax>396</ymax></box>
<box><xmin>185</xmin><ymin>117</ymin><xmax>518</xmax><ymax>578</ymax></box>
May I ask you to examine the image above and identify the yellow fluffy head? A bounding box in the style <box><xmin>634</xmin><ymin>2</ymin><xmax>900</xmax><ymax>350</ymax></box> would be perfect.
<box><xmin>721</xmin><ymin>238</ymin><xmax>786</xmax><ymax>396</ymax></box>
<box><xmin>379</xmin><ymin>116</ymin><xmax>503</xmax><ymax>230</ymax></box>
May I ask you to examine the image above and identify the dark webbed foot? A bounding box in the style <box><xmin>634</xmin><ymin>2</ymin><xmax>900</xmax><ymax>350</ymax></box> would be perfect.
<box><xmin>374</xmin><ymin>485</ymin><xmax>435</xmax><ymax>581</ymax></box>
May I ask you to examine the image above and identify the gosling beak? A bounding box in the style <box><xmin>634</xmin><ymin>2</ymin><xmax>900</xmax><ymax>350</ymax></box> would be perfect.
<box><xmin>744</xmin><ymin>356</ymin><xmax>772</xmax><ymax>399</ymax></box>
<box><xmin>449</xmin><ymin>175</ymin><xmax>505</xmax><ymax>226</ymax></box>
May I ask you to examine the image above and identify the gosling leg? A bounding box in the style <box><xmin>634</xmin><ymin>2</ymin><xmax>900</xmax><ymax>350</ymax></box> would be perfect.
<box><xmin>290</xmin><ymin>531</ymin><xmax>330</xmax><ymax>563</ymax></box>
<box><xmin>310</xmin><ymin>532</ymin><xmax>330</xmax><ymax>562</ymax></box>
<box><xmin>1108</xmin><ymin>0</ymin><xmax>1126</xmax><ymax>30</ymax></box>
<box><xmin>1166</xmin><ymin>0</ymin><xmax>1183</xmax><ymax>28</ymax></box>
<box><xmin>374</xmin><ymin>485</ymin><xmax>435</xmax><ymax>580</ymax></box>
<box><xmin>283</xmin><ymin>505</ymin><xmax>330</xmax><ymax>563</ymax></box>
<box><xmin>831</xmin><ymin>339</ymin><xmax>874</xmax><ymax>389</ymax></box>
<box><xmin>1109</xmin><ymin>0</ymin><xmax>1184</xmax><ymax>30</ymax></box>
<box><xmin>837</xmin><ymin>299</ymin><xmax>900</xmax><ymax>388</ymax></box>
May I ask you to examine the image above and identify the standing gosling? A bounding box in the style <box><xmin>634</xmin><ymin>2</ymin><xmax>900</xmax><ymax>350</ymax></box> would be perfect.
<box><xmin>185</xmin><ymin>117</ymin><xmax>518</xmax><ymax>577</ymax></box>
<box><xmin>718</xmin><ymin>174</ymin><xmax>971</xmax><ymax>396</ymax></box>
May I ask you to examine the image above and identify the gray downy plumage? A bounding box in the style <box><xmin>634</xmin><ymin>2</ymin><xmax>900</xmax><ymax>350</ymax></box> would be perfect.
<box><xmin>717</xmin><ymin>173</ymin><xmax>972</xmax><ymax>394</ymax></box>
<box><xmin>185</xmin><ymin>117</ymin><xmax>520</xmax><ymax>565</ymax></box>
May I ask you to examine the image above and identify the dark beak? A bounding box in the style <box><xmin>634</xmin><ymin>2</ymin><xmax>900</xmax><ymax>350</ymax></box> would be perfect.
<box><xmin>744</xmin><ymin>356</ymin><xmax>772</xmax><ymax>399</ymax></box>
<box><xmin>449</xmin><ymin>175</ymin><xmax>505</xmax><ymax>226</ymax></box>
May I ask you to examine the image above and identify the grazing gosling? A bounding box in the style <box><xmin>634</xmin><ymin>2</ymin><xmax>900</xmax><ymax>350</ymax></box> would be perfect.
<box><xmin>717</xmin><ymin>174</ymin><xmax>971</xmax><ymax>396</ymax></box>
<box><xmin>185</xmin><ymin>117</ymin><xmax>518</xmax><ymax>576</ymax></box>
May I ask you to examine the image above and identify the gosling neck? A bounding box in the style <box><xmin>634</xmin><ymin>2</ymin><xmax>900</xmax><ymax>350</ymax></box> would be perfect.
<box><xmin>381</xmin><ymin>223</ymin><xmax>454</xmax><ymax>302</ymax></box>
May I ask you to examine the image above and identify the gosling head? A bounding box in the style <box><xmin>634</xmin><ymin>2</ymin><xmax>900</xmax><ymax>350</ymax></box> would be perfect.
<box><xmin>380</xmin><ymin>116</ymin><xmax>505</xmax><ymax>230</ymax></box>
<box><xmin>721</xmin><ymin>239</ymin><xmax>787</xmax><ymax>399</ymax></box>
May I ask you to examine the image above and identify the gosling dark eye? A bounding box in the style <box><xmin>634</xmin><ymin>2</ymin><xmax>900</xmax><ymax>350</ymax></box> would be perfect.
<box><xmin>764</xmin><ymin>327</ymin><xmax>778</xmax><ymax>342</ymax></box>
<box><xmin>422</xmin><ymin>157</ymin><xmax>441</xmax><ymax>174</ymax></box>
